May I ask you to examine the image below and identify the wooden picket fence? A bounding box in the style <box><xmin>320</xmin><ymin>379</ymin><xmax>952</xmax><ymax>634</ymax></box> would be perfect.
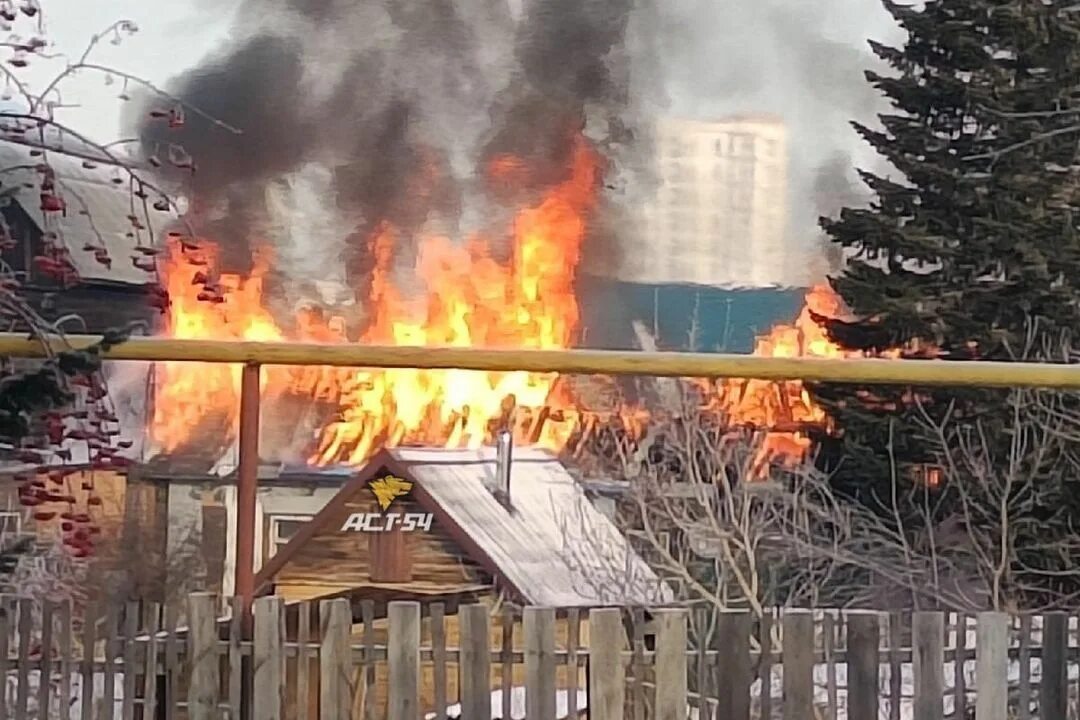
<box><xmin>0</xmin><ymin>594</ymin><xmax>1078</xmax><ymax>719</ymax></box>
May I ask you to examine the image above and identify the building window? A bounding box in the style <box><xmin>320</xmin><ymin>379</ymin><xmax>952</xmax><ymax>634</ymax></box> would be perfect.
<box><xmin>267</xmin><ymin>515</ymin><xmax>311</xmax><ymax>558</ymax></box>
<box><xmin>0</xmin><ymin>511</ymin><xmax>21</xmax><ymax>536</ymax></box>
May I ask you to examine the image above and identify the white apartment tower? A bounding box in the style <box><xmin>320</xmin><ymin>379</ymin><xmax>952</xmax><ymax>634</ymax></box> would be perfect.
<box><xmin>622</xmin><ymin>115</ymin><xmax>792</xmax><ymax>288</ymax></box>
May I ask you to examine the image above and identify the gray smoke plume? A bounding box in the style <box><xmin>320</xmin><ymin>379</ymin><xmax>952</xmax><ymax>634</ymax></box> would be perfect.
<box><xmin>134</xmin><ymin>0</ymin><xmax>639</xmax><ymax>324</ymax></box>
<box><xmin>649</xmin><ymin>0</ymin><xmax>900</xmax><ymax>282</ymax></box>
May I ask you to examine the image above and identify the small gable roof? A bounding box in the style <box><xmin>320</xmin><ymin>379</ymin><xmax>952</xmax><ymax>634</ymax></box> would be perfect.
<box><xmin>257</xmin><ymin>447</ymin><xmax>673</xmax><ymax>608</ymax></box>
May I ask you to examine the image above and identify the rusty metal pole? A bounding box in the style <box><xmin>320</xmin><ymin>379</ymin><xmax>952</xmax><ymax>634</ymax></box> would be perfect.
<box><xmin>235</xmin><ymin>362</ymin><xmax>261</xmax><ymax>616</ymax></box>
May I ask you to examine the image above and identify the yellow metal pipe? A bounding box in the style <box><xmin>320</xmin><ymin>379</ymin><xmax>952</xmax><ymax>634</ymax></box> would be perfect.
<box><xmin>1</xmin><ymin>333</ymin><xmax>1078</xmax><ymax>389</ymax></box>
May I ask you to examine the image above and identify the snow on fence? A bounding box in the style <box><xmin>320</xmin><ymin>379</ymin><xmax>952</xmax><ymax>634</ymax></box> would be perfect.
<box><xmin>0</xmin><ymin>593</ymin><xmax>1071</xmax><ymax>720</ymax></box>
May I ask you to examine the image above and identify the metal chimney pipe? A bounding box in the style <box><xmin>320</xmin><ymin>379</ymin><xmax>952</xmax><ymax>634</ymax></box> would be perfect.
<box><xmin>496</xmin><ymin>430</ymin><xmax>512</xmax><ymax>501</ymax></box>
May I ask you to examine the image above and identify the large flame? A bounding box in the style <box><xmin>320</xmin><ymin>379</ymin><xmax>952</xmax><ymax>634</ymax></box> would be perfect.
<box><xmin>150</xmin><ymin>140</ymin><xmax>597</xmax><ymax>463</ymax></box>
<box><xmin>149</xmin><ymin>136</ymin><xmax>855</xmax><ymax>474</ymax></box>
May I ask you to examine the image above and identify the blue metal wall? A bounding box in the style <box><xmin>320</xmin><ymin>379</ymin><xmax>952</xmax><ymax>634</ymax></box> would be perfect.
<box><xmin>576</xmin><ymin>274</ymin><xmax>807</xmax><ymax>354</ymax></box>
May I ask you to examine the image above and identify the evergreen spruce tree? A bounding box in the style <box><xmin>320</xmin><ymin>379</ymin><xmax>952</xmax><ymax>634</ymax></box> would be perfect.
<box><xmin>813</xmin><ymin>1</ymin><xmax>1080</xmax><ymax>606</ymax></box>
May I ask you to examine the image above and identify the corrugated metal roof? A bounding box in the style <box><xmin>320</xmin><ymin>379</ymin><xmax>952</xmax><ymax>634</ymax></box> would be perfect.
<box><xmin>391</xmin><ymin>447</ymin><xmax>673</xmax><ymax>607</ymax></box>
<box><xmin>0</xmin><ymin>138</ymin><xmax>176</xmax><ymax>285</ymax></box>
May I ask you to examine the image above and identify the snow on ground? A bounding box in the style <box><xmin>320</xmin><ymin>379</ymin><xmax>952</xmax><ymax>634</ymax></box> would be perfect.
<box><xmin>3</xmin><ymin>670</ymin><xmax>123</xmax><ymax>719</ymax></box>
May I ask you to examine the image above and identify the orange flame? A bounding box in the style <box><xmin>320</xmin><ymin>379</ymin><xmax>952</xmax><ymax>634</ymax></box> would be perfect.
<box><xmin>150</xmin><ymin>140</ymin><xmax>598</xmax><ymax>463</ymax></box>
<box><xmin>149</xmin><ymin>135</ymin><xmax>858</xmax><ymax>475</ymax></box>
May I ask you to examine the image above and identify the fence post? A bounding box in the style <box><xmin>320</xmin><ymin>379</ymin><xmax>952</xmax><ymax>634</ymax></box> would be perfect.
<box><xmin>846</xmin><ymin>611</ymin><xmax>880</xmax><ymax>720</ymax></box>
<box><xmin>524</xmin><ymin>607</ymin><xmax>556</xmax><ymax>720</ymax></box>
<box><xmin>388</xmin><ymin>602</ymin><xmax>420</xmax><ymax>720</ymax></box>
<box><xmin>653</xmin><ymin>609</ymin><xmax>688</xmax><ymax>720</ymax></box>
<box><xmin>253</xmin><ymin>597</ymin><xmax>284</xmax><ymax>720</ymax></box>
<box><xmin>975</xmin><ymin>612</ymin><xmax>1008</xmax><ymax>720</ymax></box>
<box><xmin>1041</xmin><ymin>613</ymin><xmax>1068</xmax><ymax>720</ymax></box>
<box><xmin>187</xmin><ymin>593</ymin><xmax>219</xmax><ymax>720</ymax></box>
<box><xmin>782</xmin><ymin>610</ymin><xmax>814</xmax><ymax>720</ymax></box>
<box><xmin>588</xmin><ymin>609</ymin><xmax>625</xmax><ymax>720</ymax></box>
<box><xmin>912</xmin><ymin>611</ymin><xmax>944</xmax><ymax>720</ymax></box>
<box><xmin>459</xmin><ymin>604</ymin><xmax>491</xmax><ymax>720</ymax></box>
<box><xmin>318</xmin><ymin>599</ymin><xmax>351</xmax><ymax>720</ymax></box>
<box><xmin>714</xmin><ymin>610</ymin><xmax>752</xmax><ymax>720</ymax></box>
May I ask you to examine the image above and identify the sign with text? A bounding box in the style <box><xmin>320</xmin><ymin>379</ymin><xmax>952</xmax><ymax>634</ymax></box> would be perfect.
<box><xmin>340</xmin><ymin>474</ymin><xmax>433</xmax><ymax>533</ymax></box>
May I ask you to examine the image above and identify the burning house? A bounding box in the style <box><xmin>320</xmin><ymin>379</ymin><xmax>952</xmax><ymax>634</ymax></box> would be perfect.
<box><xmin>95</xmin><ymin>0</ymin><xmax>869</xmax><ymax>609</ymax></box>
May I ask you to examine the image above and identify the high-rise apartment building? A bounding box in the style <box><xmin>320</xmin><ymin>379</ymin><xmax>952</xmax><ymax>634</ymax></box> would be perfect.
<box><xmin>618</xmin><ymin>115</ymin><xmax>795</xmax><ymax>288</ymax></box>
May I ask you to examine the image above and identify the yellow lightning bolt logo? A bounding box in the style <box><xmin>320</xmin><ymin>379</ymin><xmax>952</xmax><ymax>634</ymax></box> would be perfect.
<box><xmin>368</xmin><ymin>475</ymin><xmax>412</xmax><ymax>512</ymax></box>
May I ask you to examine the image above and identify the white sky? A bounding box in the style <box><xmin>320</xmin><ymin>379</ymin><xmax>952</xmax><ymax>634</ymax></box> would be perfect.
<box><xmin>26</xmin><ymin>0</ymin><xmax>242</xmax><ymax>143</ymax></box>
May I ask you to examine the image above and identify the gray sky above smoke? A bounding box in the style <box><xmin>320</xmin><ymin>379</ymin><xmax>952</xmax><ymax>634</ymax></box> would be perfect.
<box><xmin>43</xmin><ymin>0</ymin><xmax>902</xmax><ymax>246</ymax></box>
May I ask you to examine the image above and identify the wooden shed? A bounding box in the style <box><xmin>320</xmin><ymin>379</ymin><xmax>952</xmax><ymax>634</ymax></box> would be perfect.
<box><xmin>255</xmin><ymin>446</ymin><xmax>672</xmax><ymax>718</ymax></box>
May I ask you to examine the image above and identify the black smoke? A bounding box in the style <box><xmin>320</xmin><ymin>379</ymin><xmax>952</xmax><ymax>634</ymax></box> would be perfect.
<box><xmin>135</xmin><ymin>0</ymin><xmax>635</xmax><ymax>281</ymax></box>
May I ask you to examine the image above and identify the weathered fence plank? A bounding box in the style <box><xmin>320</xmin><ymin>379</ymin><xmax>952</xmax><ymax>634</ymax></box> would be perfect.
<box><xmin>430</xmin><ymin>603</ymin><xmax>447</xmax><ymax>720</ymax></box>
<box><xmin>975</xmin><ymin>612</ymin><xmax>1008</xmax><ymax>720</ymax></box>
<box><xmin>254</xmin><ymin>597</ymin><xmax>284</xmax><ymax>720</ymax></box>
<box><xmin>360</xmin><ymin>600</ymin><xmax>375</xmax><ymax>720</ymax></box>
<box><xmin>500</xmin><ymin>606</ymin><xmax>513</xmax><ymax>720</ymax></box>
<box><xmin>654</xmin><ymin>609</ymin><xmax>688</xmax><ymax>720</ymax></box>
<box><xmin>228</xmin><ymin>597</ymin><xmax>242</xmax><ymax>720</ymax></box>
<box><xmin>297</xmin><ymin>601</ymin><xmax>311</xmax><ymax>720</ymax></box>
<box><xmin>823</xmin><ymin>613</ymin><xmax>837</xmax><ymax>720</ymax></box>
<box><xmin>318</xmin><ymin>599</ymin><xmax>351</xmax><ymax>720</ymax></box>
<box><xmin>459</xmin><ymin>604</ymin><xmax>491</xmax><ymax>720</ymax></box>
<box><xmin>121</xmin><ymin>602</ymin><xmax>137</xmax><ymax>720</ymax></box>
<box><xmin>566</xmin><ymin>609</ymin><xmax>580</xmax><ymax>719</ymax></box>
<box><xmin>142</xmin><ymin>603</ymin><xmax>160</xmax><ymax>720</ymax></box>
<box><xmin>588</xmin><ymin>608</ymin><xmax>625</xmax><ymax>720</ymax></box>
<box><xmin>631</xmin><ymin>607</ymin><xmax>646</xmax><ymax>720</ymax></box>
<box><xmin>782</xmin><ymin>610</ymin><xmax>814</xmax><ymax>720</ymax></box>
<box><xmin>955</xmin><ymin>612</ymin><xmax>968</xmax><ymax>719</ymax></box>
<box><xmin>387</xmin><ymin>601</ymin><xmax>420</xmax><ymax>720</ymax></box>
<box><xmin>163</xmin><ymin>606</ymin><xmax>179</xmax><ymax>720</ymax></box>
<box><xmin>1017</xmin><ymin>616</ymin><xmax>1032</xmax><ymax>720</ymax></box>
<box><xmin>100</xmin><ymin>603</ymin><xmax>120</xmax><ymax>720</ymax></box>
<box><xmin>0</xmin><ymin>599</ymin><xmax>10</xmax><ymax>720</ymax></box>
<box><xmin>1041</xmin><ymin>612</ymin><xmax>1068</xmax><ymax>720</ymax></box>
<box><xmin>37</xmin><ymin>600</ymin><xmax>53</xmax><ymax>720</ymax></box>
<box><xmin>15</xmin><ymin>598</ymin><xmax>32</xmax><ymax>720</ymax></box>
<box><xmin>912</xmin><ymin>612</ymin><xmax>944</xmax><ymax>720</ymax></box>
<box><xmin>758</xmin><ymin>612</ymin><xmax>774</xmax><ymax>720</ymax></box>
<box><xmin>714</xmin><ymin>610</ymin><xmax>751</xmax><ymax>720</ymax></box>
<box><xmin>524</xmin><ymin>607</ymin><xmax>556</xmax><ymax>720</ymax></box>
<box><xmin>80</xmin><ymin>603</ymin><xmax>97</xmax><ymax>720</ymax></box>
<box><xmin>888</xmin><ymin>612</ymin><xmax>902</xmax><ymax>720</ymax></box>
<box><xmin>187</xmin><ymin>593</ymin><xmax>218</xmax><ymax>720</ymax></box>
<box><xmin>847</xmin><ymin>611</ymin><xmax>880</xmax><ymax>720</ymax></box>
